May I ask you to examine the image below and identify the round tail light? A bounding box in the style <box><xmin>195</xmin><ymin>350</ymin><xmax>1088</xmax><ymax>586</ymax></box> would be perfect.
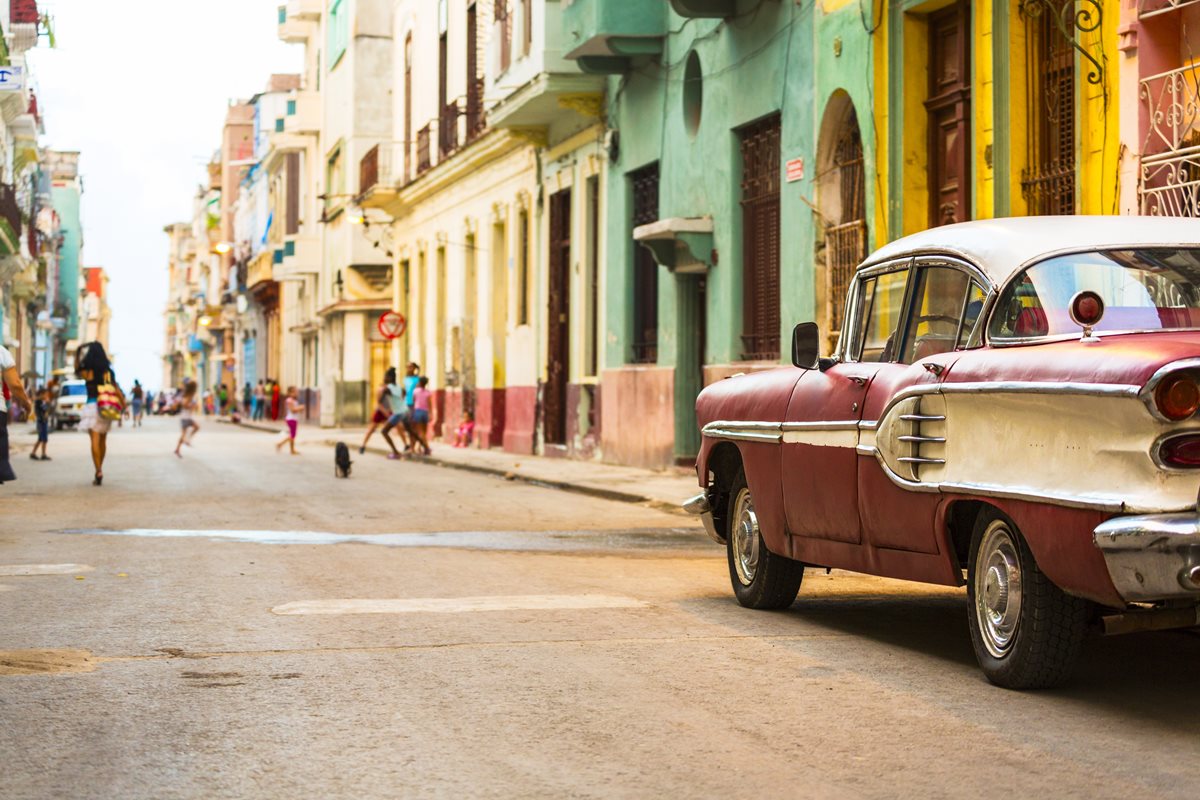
<box><xmin>1156</xmin><ymin>373</ymin><xmax>1200</xmax><ymax>421</ymax></box>
<box><xmin>1069</xmin><ymin>290</ymin><xmax>1105</xmax><ymax>329</ymax></box>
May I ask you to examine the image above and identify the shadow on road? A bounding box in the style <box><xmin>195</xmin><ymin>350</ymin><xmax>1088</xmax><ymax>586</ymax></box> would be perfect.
<box><xmin>677</xmin><ymin>588</ymin><xmax>1200</xmax><ymax>729</ymax></box>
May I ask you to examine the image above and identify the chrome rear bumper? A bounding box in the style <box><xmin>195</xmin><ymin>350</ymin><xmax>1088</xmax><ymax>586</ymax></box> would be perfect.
<box><xmin>683</xmin><ymin>492</ymin><xmax>724</xmax><ymax>545</ymax></box>
<box><xmin>1094</xmin><ymin>513</ymin><xmax>1200</xmax><ymax>602</ymax></box>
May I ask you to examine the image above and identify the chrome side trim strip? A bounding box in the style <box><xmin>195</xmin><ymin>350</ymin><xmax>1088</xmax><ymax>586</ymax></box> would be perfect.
<box><xmin>899</xmin><ymin>435</ymin><xmax>946</xmax><ymax>444</ymax></box>
<box><xmin>781</xmin><ymin>420</ymin><xmax>860</xmax><ymax>431</ymax></box>
<box><xmin>900</xmin><ymin>413</ymin><xmax>945</xmax><ymax>422</ymax></box>
<box><xmin>898</xmin><ymin>456</ymin><xmax>946</xmax><ymax>465</ymax></box>
<box><xmin>702</xmin><ymin>420</ymin><xmax>783</xmax><ymax>443</ymax></box>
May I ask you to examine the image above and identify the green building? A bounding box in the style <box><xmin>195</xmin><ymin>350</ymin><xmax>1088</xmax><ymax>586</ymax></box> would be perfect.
<box><xmin>562</xmin><ymin>0</ymin><xmax>879</xmax><ymax>469</ymax></box>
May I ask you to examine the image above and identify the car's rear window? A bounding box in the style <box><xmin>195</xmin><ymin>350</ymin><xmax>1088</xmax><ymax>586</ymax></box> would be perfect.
<box><xmin>989</xmin><ymin>248</ymin><xmax>1200</xmax><ymax>341</ymax></box>
<box><xmin>61</xmin><ymin>384</ymin><xmax>86</xmax><ymax>396</ymax></box>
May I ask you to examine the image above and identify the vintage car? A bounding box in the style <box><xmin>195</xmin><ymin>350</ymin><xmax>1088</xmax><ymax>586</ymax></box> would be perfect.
<box><xmin>685</xmin><ymin>216</ymin><xmax>1200</xmax><ymax>689</ymax></box>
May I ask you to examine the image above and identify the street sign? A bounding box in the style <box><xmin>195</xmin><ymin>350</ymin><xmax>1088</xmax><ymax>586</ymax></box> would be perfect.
<box><xmin>0</xmin><ymin>65</ymin><xmax>24</xmax><ymax>92</ymax></box>
<box><xmin>377</xmin><ymin>310</ymin><xmax>407</xmax><ymax>340</ymax></box>
<box><xmin>785</xmin><ymin>157</ymin><xmax>804</xmax><ymax>183</ymax></box>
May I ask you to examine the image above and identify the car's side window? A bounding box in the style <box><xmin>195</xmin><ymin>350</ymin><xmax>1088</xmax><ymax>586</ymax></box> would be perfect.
<box><xmin>855</xmin><ymin>269</ymin><xmax>909</xmax><ymax>363</ymax></box>
<box><xmin>899</xmin><ymin>266</ymin><xmax>971</xmax><ymax>364</ymax></box>
<box><xmin>958</xmin><ymin>281</ymin><xmax>987</xmax><ymax>349</ymax></box>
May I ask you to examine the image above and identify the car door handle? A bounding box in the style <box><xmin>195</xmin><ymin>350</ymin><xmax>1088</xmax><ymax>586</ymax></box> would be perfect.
<box><xmin>923</xmin><ymin>363</ymin><xmax>945</xmax><ymax>377</ymax></box>
<box><xmin>845</xmin><ymin>375</ymin><xmax>867</xmax><ymax>387</ymax></box>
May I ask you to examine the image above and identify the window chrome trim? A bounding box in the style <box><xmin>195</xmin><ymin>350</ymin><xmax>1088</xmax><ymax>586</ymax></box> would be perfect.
<box><xmin>987</xmin><ymin>244</ymin><xmax>1200</xmax><ymax>348</ymax></box>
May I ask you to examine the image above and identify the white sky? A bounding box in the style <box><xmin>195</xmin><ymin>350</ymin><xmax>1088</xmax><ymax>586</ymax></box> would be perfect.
<box><xmin>28</xmin><ymin>0</ymin><xmax>302</xmax><ymax>391</ymax></box>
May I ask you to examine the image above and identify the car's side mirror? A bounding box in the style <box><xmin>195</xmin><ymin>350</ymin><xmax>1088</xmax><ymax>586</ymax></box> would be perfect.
<box><xmin>792</xmin><ymin>322</ymin><xmax>821</xmax><ymax>370</ymax></box>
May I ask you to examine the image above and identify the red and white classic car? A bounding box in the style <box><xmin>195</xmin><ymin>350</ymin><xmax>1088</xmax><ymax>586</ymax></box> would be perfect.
<box><xmin>685</xmin><ymin>216</ymin><xmax>1200</xmax><ymax>689</ymax></box>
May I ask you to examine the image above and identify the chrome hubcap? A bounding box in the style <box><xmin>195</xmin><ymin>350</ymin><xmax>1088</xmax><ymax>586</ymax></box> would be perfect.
<box><xmin>974</xmin><ymin>520</ymin><xmax>1023</xmax><ymax>658</ymax></box>
<box><xmin>731</xmin><ymin>487</ymin><xmax>760</xmax><ymax>586</ymax></box>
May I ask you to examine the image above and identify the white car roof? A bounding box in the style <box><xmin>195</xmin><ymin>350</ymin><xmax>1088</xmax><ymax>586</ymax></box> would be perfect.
<box><xmin>860</xmin><ymin>216</ymin><xmax>1200</xmax><ymax>286</ymax></box>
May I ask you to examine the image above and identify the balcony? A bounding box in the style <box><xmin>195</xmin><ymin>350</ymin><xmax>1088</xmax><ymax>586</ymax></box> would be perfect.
<box><xmin>278</xmin><ymin>1</ymin><xmax>319</xmax><ymax>43</ymax></box>
<box><xmin>246</xmin><ymin>250</ymin><xmax>276</xmax><ymax>291</ymax></box>
<box><xmin>1139</xmin><ymin>64</ymin><xmax>1200</xmax><ymax>216</ymax></box>
<box><xmin>0</xmin><ymin>183</ymin><xmax>23</xmax><ymax>256</ymax></box>
<box><xmin>358</xmin><ymin>143</ymin><xmax>403</xmax><ymax>209</ymax></box>
<box><xmin>561</xmin><ymin>0</ymin><xmax>666</xmax><ymax>74</ymax></box>
<box><xmin>283</xmin><ymin>90</ymin><xmax>319</xmax><ymax>136</ymax></box>
<box><xmin>668</xmin><ymin>0</ymin><xmax>736</xmax><ymax>17</ymax></box>
<box><xmin>1139</xmin><ymin>0</ymin><xmax>1200</xmax><ymax>19</ymax></box>
<box><xmin>277</xmin><ymin>234</ymin><xmax>320</xmax><ymax>280</ymax></box>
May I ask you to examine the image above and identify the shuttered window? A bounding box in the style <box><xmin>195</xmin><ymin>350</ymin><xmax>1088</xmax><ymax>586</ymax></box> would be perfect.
<box><xmin>630</xmin><ymin>162</ymin><xmax>660</xmax><ymax>364</ymax></box>
<box><xmin>739</xmin><ymin>114</ymin><xmax>782</xmax><ymax>361</ymax></box>
<box><xmin>1020</xmin><ymin>0</ymin><xmax>1076</xmax><ymax>215</ymax></box>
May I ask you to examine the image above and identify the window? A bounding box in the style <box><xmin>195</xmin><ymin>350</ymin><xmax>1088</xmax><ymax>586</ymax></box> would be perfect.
<box><xmin>404</xmin><ymin>33</ymin><xmax>413</xmax><ymax>183</ymax></box>
<box><xmin>325</xmin><ymin>146</ymin><xmax>344</xmax><ymax>217</ymax></box>
<box><xmin>739</xmin><ymin>114</ymin><xmax>782</xmax><ymax>361</ymax></box>
<box><xmin>521</xmin><ymin>0</ymin><xmax>533</xmax><ymax>57</ymax></box>
<box><xmin>496</xmin><ymin>0</ymin><xmax>512</xmax><ymax>73</ymax></box>
<box><xmin>853</xmin><ymin>263</ymin><xmax>984</xmax><ymax>363</ymax></box>
<box><xmin>328</xmin><ymin>0</ymin><xmax>349</xmax><ymax>70</ymax></box>
<box><xmin>898</xmin><ymin>266</ymin><xmax>970</xmax><ymax>363</ymax></box>
<box><xmin>990</xmin><ymin>249</ymin><xmax>1200</xmax><ymax>342</ymax></box>
<box><xmin>630</xmin><ymin>162</ymin><xmax>659</xmax><ymax>364</ymax></box>
<box><xmin>1020</xmin><ymin>0</ymin><xmax>1075</xmax><ymax>214</ymax></box>
<box><xmin>854</xmin><ymin>269</ymin><xmax>909</xmax><ymax>363</ymax></box>
<box><xmin>517</xmin><ymin>207</ymin><xmax>530</xmax><ymax>325</ymax></box>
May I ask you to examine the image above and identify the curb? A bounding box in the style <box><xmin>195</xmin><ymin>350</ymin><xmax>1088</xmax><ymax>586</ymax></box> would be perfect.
<box><xmin>323</xmin><ymin>439</ymin><xmax>690</xmax><ymax>517</ymax></box>
<box><xmin>217</xmin><ymin>416</ymin><xmax>689</xmax><ymax>516</ymax></box>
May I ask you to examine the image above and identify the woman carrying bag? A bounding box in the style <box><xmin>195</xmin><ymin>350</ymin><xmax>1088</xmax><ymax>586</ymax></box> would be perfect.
<box><xmin>76</xmin><ymin>341</ymin><xmax>125</xmax><ymax>486</ymax></box>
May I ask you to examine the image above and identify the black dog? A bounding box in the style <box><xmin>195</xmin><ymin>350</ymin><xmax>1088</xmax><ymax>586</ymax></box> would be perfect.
<box><xmin>334</xmin><ymin>442</ymin><xmax>352</xmax><ymax>478</ymax></box>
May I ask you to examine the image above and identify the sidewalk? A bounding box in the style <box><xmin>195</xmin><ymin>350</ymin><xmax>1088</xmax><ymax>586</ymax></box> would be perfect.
<box><xmin>219</xmin><ymin>417</ymin><xmax>699</xmax><ymax>515</ymax></box>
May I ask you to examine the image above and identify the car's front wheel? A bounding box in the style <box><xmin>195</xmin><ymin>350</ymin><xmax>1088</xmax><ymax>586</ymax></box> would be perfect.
<box><xmin>725</xmin><ymin>468</ymin><xmax>804</xmax><ymax>610</ymax></box>
<box><xmin>967</xmin><ymin>510</ymin><xmax>1091</xmax><ymax>689</ymax></box>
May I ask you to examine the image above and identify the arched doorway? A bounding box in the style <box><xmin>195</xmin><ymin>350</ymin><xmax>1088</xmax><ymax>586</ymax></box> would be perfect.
<box><xmin>815</xmin><ymin>92</ymin><xmax>867</xmax><ymax>354</ymax></box>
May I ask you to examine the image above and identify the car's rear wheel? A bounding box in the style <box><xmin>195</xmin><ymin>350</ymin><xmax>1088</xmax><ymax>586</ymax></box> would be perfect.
<box><xmin>967</xmin><ymin>509</ymin><xmax>1091</xmax><ymax>689</ymax></box>
<box><xmin>725</xmin><ymin>468</ymin><xmax>804</xmax><ymax>610</ymax></box>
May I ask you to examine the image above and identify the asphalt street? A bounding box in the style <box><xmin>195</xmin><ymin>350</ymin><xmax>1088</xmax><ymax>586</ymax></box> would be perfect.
<box><xmin>1</xmin><ymin>418</ymin><xmax>1198</xmax><ymax>799</ymax></box>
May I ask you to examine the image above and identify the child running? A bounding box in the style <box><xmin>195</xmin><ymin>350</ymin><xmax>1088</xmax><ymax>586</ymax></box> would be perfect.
<box><xmin>360</xmin><ymin>367</ymin><xmax>397</xmax><ymax>454</ymax></box>
<box><xmin>275</xmin><ymin>386</ymin><xmax>305</xmax><ymax>455</ymax></box>
<box><xmin>30</xmin><ymin>387</ymin><xmax>51</xmax><ymax>461</ymax></box>
<box><xmin>173</xmin><ymin>379</ymin><xmax>200</xmax><ymax>457</ymax></box>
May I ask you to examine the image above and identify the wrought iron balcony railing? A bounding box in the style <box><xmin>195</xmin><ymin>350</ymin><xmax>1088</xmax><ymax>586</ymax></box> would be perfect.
<box><xmin>1141</xmin><ymin>63</ymin><xmax>1200</xmax><ymax>157</ymax></box>
<box><xmin>1139</xmin><ymin>63</ymin><xmax>1200</xmax><ymax>216</ymax></box>
<box><xmin>1138</xmin><ymin>0</ymin><xmax>1200</xmax><ymax>19</ymax></box>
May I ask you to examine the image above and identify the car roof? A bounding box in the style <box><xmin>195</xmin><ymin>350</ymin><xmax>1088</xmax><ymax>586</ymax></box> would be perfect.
<box><xmin>859</xmin><ymin>216</ymin><xmax>1200</xmax><ymax>286</ymax></box>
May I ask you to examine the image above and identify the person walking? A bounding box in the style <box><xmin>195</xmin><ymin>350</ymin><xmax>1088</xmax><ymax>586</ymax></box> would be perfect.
<box><xmin>410</xmin><ymin>376</ymin><xmax>432</xmax><ymax>456</ymax></box>
<box><xmin>275</xmin><ymin>386</ymin><xmax>305</xmax><ymax>455</ymax></box>
<box><xmin>30</xmin><ymin>386</ymin><xmax>52</xmax><ymax>461</ymax></box>
<box><xmin>242</xmin><ymin>381</ymin><xmax>252</xmax><ymax>417</ymax></box>
<box><xmin>381</xmin><ymin>381</ymin><xmax>411</xmax><ymax>459</ymax></box>
<box><xmin>130</xmin><ymin>380</ymin><xmax>145</xmax><ymax>427</ymax></box>
<box><xmin>270</xmin><ymin>380</ymin><xmax>281</xmax><ymax>421</ymax></box>
<box><xmin>76</xmin><ymin>341</ymin><xmax>124</xmax><ymax>486</ymax></box>
<box><xmin>360</xmin><ymin>367</ymin><xmax>397</xmax><ymax>455</ymax></box>
<box><xmin>251</xmin><ymin>380</ymin><xmax>262</xmax><ymax>420</ymax></box>
<box><xmin>0</xmin><ymin>344</ymin><xmax>33</xmax><ymax>485</ymax></box>
<box><xmin>173</xmin><ymin>379</ymin><xmax>200</xmax><ymax>457</ymax></box>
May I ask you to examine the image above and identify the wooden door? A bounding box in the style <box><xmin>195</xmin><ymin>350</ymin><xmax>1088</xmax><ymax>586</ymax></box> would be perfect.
<box><xmin>545</xmin><ymin>189</ymin><xmax>572</xmax><ymax>446</ymax></box>
<box><xmin>926</xmin><ymin>1</ymin><xmax>970</xmax><ymax>227</ymax></box>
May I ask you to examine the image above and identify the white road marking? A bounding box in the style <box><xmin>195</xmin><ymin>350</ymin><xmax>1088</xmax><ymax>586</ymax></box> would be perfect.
<box><xmin>271</xmin><ymin>595</ymin><xmax>649</xmax><ymax>616</ymax></box>
<box><xmin>0</xmin><ymin>564</ymin><xmax>95</xmax><ymax>576</ymax></box>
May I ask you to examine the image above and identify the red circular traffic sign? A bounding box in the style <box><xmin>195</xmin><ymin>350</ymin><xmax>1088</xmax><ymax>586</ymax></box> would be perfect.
<box><xmin>377</xmin><ymin>311</ymin><xmax>407</xmax><ymax>340</ymax></box>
